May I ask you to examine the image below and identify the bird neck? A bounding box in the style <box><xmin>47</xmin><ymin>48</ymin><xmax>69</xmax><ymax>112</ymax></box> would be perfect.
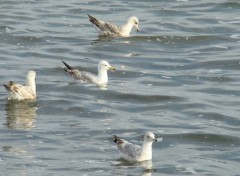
<box><xmin>26</xmin><ymin>78</ymin><xmax>36</xmax><ymax>95</ymax></box>
<box><xmin>141</xmin><ymin>142</ymin><xmax>153</xmax><ymax>160</ymax></box>
<box><xmin>121</xmin><ymin>22</ymin><xmax>133</xmax><ymax>36</ymax></box>
<box><xmin>97</xmin><ymin>69</ymin><xmax>108</xmax><ymax>84</ymax></box>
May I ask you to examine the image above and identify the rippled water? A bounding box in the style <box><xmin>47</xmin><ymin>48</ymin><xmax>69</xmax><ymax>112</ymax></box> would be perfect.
<box><xmin>0</xmin><ymin>0</ymin><xmax>240</xmax><ymax>175</ymax></box>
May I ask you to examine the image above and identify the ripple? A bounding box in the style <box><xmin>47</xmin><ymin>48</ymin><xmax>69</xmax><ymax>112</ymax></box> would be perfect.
<box><xmin>0</xmin><ymin>0</ymin><xmax>240</xmax><ymax>176</ymax></box>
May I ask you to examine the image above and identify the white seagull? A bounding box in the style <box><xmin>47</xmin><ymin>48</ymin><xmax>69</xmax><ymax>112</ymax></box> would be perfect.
<box><xmin>110</xmin><ymin>131</ymin><xmax>157</xmax><ymax>162</ymax></box>
<box><xmin>88</xmin><ymin>14</ymin><xmax>140</xmax><ymax>37</ymax></box>
<box><xmin>4</xmin><ymin>71</ymin><xmax>37</xmax><ymax>101</ymax></box>
<box><xmin>62</xmin><ymin>60</ymin><xmax>115</xmax><ymax>86</ymax></box>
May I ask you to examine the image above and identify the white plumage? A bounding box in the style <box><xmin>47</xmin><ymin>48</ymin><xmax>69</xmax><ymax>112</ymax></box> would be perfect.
<box><xmin>111</xmin><ymin>131</ymin><xmax>157</xmax><ymax>162</ymax></box>
<box><xmin>62</xmin><ymin>60</ymin><xmax>115</xmax><ymax>86</ymax></box>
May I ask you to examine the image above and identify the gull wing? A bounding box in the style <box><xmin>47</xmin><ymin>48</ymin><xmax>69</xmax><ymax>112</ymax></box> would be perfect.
<box><xmin>113</xmin><ymin>135</ymin><xmax>141</xmax><ymax>161</ymax></box>
<box><xmin>4</xmin><ymin>82</ymin><xmax>36</xmax><ymax>100</ymax></box>
<box><xmin>88</xmin><ymin>15</ymin><xmax>121</xmax><ymax>36</ymax></box>
<box><xmin>62</xmin><ymin>61</ymin><xmax>98</xmax><ymax>83</ymax></box>
<box><xmin>117</xmin><ymin>141</ymin><xmax>141</xmax><ymax>161</ymax></box>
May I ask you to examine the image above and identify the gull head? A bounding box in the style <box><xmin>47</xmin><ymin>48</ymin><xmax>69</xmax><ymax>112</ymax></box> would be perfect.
<box><xmin>144</xmin><ymin>131</ymin><xmax>157</xmax><ymax>143</ymax></box>
<box><xmin>27</xmin><ymin>71</ymin><xmax>36</xmax><ymax>81</ymax></box>
<box><xmin>128</xmin><ymin>16</ymin><xmax>140</xmax><ymax>32</ymax></box>
<box><xmin>98</xmin><ymin>60</ymin><xmax>116</xmax><ymax>71</ymax></box>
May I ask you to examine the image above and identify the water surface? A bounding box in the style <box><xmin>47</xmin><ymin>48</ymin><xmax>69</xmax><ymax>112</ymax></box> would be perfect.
<box><xmin>0</xmin><ymin>0</ymin><xmax>240</xmax><ymax>176</ymax></box>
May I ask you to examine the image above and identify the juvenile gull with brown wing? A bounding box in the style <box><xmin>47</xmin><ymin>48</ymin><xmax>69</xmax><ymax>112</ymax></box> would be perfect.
<box><xmin>88</xmin><ymin>14</ymin><xmax>140</xmax><ymax>37</ymax></box>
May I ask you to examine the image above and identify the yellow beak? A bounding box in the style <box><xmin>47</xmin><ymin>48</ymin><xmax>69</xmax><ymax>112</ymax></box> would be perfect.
<box><xmin>110</xmin><ymin>66</ymin><xmax>116</xmax><ymax>71</ymax></box>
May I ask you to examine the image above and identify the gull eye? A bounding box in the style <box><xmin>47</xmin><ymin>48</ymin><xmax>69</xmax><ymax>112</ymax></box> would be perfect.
<box><xmin>105</xmin><ymin>65</ymin><xmax>107</xmax><ymax>66</ymax></box>
<box><xmin>135</xmin><ymin>22</ymin><xmax>138</xmax><ymax>25</ymax></box>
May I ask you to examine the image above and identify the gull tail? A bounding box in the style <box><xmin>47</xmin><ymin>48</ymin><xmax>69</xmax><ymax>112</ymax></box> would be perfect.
<box><xmin>62</xmin><ymin>61</ymin><xmax>73</xmax><ymax>72</ymax></box>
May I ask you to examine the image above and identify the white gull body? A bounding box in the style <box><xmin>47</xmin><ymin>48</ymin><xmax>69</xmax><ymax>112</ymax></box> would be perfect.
<box><xmin>112</xmin><ymin>131</ymin><xmax>157</xmax><ymax>162</ymax></box>
<box><xmin>62</xmin><ymin>60</ymin><xmax>115</xmax><ymax>86</ymax></box>
<box><xmin>88</xmin><ymin>14</ymin><xmax>140</xmax><ymax>37</ymax></box>
<box><xmin>4</xmin><ymin>71</ymin><xmax>37</xmax><ymax>100</ymax></box>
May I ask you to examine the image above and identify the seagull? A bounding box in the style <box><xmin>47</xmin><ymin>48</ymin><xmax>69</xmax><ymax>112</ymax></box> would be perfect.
<box><xmin>110</xmin><ymin>131</ymin><xmax>157</xmax><ymax>162</ymax></box>
<box><xmin>88</xmin><ymin>14</ymin><xmax>140</xmax><ymax>37</ymax></box>
<box><xmin>3</xmin><ymin>71</ymin><xmax>37</xmax><ymax>101</ymax></box>
<box><xmin>62</xmin><ymin>60</ymin><xmax>115</xmax><ymax>86</ymax></box>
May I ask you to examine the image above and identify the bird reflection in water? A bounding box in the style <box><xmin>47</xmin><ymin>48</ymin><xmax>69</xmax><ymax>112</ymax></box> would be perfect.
<box><xmin>4</xmin><ymin>100</ymin><xmax>38</xmax><ymax>130</ymax></box>
<box><xmin>111</xmin><ymin>159</ymin><xmax>155</xmax><ymax>176</ymax></box>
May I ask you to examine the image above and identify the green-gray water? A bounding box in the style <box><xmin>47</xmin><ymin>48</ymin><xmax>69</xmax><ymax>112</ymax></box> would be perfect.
<box><xmin>0</xmin><ymin>0</ymin><xmax>239</xmax><ymax>175</ymax></box>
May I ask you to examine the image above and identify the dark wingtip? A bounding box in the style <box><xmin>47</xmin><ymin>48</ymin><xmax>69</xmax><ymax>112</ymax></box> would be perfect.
<box><xmin>88</xmin><ymin>14</ymin><xmax>92</xmax><ymax>21</ymax></box>
<box><xmin>62</xmin><ymin>61</ymin><xmax>73</xmax><ymax>70</ymax></box>
<box><xmin>113</xmin><ymin>135</ymin><xmax>120</xmax><ymax>144</ymax></box>
<box><xmin>88</xmin><ymin>14</ymin><xmax>98</xmax><ymax>24</ymax></box>
<box><xmin>62</xmin><ymin>60</ymin><xmax>67</xmax><ymax>65</ymax></box>
<box><xmin>3</xmin><ymin>81</ymin><xmax>12</xmax><ymax>90</ymax></box>
<box><xmin>106</xmin><ymin>131</ymin><xmax>121</xmax><ymax>144</ymax></box>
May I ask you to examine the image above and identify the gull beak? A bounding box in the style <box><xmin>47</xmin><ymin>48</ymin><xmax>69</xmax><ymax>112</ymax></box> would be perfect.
<box><xmin>110</xmin><ymin>66</ymin><xmax>116</xmax><ymax>71</ymax></box>
<box><xmin>155</xmin><ymin>137</ymin><xmax>163</xmax><ymax>142</ymax></box>
<box><xmin>137</xmin><ymin>26</ymin><xmax>140</xmax><ymax>32</ymax></box>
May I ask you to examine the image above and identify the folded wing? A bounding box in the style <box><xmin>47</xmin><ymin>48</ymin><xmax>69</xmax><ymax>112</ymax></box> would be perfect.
<box><xmin>62</xmin><ymin>61</ymin><xmax>98</xmax><ymax>84</ymax></box>
<box><xmin>88</xmin><ymin>15</ymin><xmax>121</xmax><ymax>36</ymax></box>
<box><xmin>4</xmin><ymin>82</ymin><xmax>36</xmax><ymax>100</ymax></box>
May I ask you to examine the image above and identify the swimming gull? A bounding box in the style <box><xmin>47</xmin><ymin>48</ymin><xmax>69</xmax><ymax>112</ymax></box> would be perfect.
<box><xmin>110</xmin><ymin>131</ymin><xmax>157</xmax><ymax>162</ymax></box>
<box><xmin>62</xmin><ymin>60</ymin><xmax>115</xmax><ymax>86</ymax></box>
<box><xmin>4</xmin><ymin>71</ymin><xmax>37</xmax><ymax>100</ymax></box>
<box><xmin>88</xmin><ymin>14</ymin><xmax>140</xmax><ymax>37</ymax></box>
